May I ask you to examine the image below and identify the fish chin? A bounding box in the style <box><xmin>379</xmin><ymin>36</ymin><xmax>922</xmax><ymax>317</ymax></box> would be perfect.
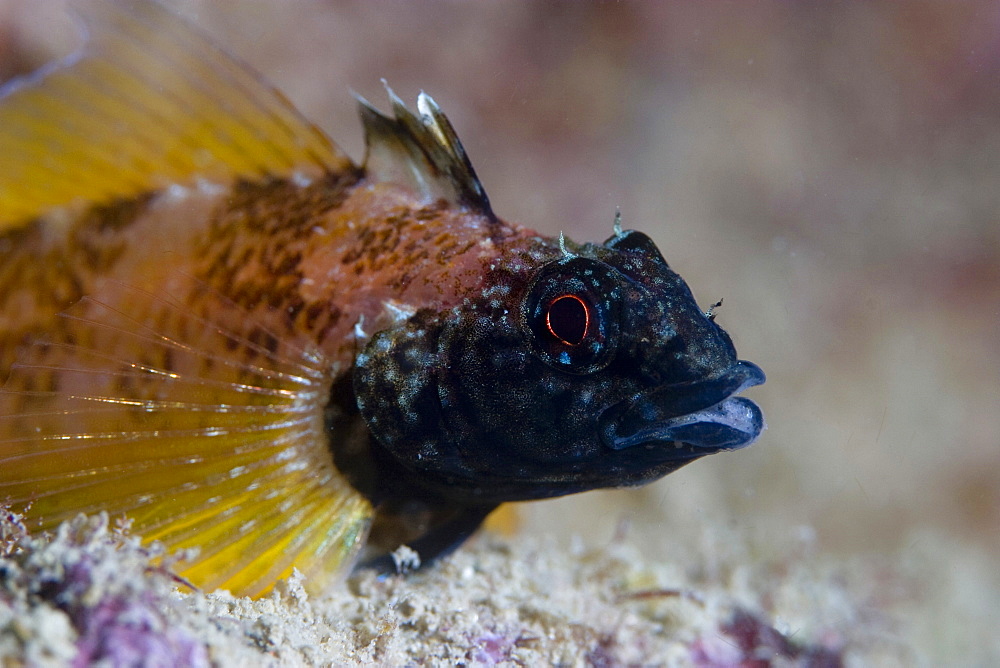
<box><xmin>600</xmin><ymin>360</ymin><xmax>765</xmax><ymax>455</ymax></box>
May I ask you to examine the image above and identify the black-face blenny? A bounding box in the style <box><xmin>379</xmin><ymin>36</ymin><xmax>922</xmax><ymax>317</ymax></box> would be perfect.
<box><xmin>0</xmin><ymin>0</ymin><xmax>765</xmax><ymax>597</ymax></box>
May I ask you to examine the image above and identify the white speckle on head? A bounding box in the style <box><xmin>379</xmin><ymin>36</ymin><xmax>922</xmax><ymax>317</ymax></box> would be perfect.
<box><xmin>404</xmin><ymin>347</ymin><xmax>429</xmax><ymax>363</ymax></box>
<box><xmin>482</xmin><ymin>284</ymin><xmax>511</xmax><ymax>298</ymax></box>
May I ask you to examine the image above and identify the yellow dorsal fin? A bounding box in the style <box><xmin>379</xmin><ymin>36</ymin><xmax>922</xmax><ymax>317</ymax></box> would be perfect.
<box><xmin>0</xmin><ymin>0</ymin><xmax>354</xmax><ymax>229</ymax></box>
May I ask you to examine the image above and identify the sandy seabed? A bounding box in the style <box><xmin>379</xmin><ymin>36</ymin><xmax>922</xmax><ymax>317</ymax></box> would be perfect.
<box><xmin>1</xmin><ymin>509</ymin><xmax>922</xmax><ymax>667</ymax></box>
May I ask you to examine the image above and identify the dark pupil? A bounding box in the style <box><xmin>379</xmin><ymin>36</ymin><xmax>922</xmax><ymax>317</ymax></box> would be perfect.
<box><xmin>546</xmin><ymin>295</ymin><xmax>589</xmax><ymax>345</ymax></box>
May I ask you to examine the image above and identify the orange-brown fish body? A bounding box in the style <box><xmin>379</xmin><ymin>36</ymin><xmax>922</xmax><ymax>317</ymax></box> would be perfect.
<box><xmin>0</xmin><ymin>175</ymin><xmax>534</xmax><ymax>384</ymax></box>
<box><xmin>0</xmin><ymin>1</ymin><xmax>765</xmax><ymax>598</ymax></box>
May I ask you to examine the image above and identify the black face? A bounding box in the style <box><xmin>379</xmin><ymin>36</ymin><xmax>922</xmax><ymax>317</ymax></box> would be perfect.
<box><xmin>354</xmin><ymin>230</ymin><xmax>764</xmax><ymax>504</ymax></box>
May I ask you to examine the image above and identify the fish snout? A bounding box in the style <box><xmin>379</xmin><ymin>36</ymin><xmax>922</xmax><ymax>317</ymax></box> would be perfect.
<box><xmin>599</xmin><ymin>360</ymin><xmax>765</xmax><ymax>455</ymax></box>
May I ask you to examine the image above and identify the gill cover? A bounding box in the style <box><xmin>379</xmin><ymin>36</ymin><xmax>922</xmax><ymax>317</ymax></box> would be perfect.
<box><xmin>354</xmin><ymin>229</ymin><xmax>765</xmax><ymax>504</ymax></box>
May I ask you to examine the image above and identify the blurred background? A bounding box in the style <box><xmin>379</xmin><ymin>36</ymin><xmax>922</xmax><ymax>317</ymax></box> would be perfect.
<box><xmin>2</xmin><ymin>1</ymin><xmax>998</xmax><ymax>662</ymax></box>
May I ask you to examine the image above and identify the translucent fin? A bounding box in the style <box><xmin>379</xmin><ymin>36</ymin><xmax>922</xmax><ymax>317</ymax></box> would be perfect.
<box><xmin>358</xmin><ymin>86</ymin><xmax>495</xmax><ymax>220</ymax></box>
<box><xmin>0</xmin><ymin>275</ymin><xmax>371</xmax><ymax>598</ymax></box>
<box><xmin>0</xmin><ymin>0</ymin><xmax>353</xmax><ymax>229</ymax></box>
<box><xmin>483</xmin><ymin>504</ymin><xmax>520</xmax><ymax>536</ymax></box>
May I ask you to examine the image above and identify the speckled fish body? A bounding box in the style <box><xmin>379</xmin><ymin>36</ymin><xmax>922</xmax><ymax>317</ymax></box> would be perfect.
<box><xmin>0</xmin><ymin>1</ymin><xmax>765</xmax><ymax>598</ymax></box>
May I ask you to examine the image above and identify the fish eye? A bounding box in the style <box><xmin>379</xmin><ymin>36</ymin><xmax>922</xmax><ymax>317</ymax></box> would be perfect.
<box><xmin>545</xmin><ymin>294</ymin><xmax>590</xmax><ymax>345</ymax></box>
<box><xmin>523</xmin><ymin>258</ymin><xmax>620</xmax><ymax>373</ymax></box>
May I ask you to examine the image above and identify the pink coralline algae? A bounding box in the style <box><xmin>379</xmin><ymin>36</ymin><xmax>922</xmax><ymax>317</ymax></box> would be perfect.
<box><xmin>70</xmin><ymin>593</ymin><xmax>208</xmax><ymax>668</ymax></box>
<box><xmin>1</xmin><ymin>510</ymin><xmax>209</xmax><ymax>668</ymax></box>
<box><xmin>692</xmin><ymin>607</ymin><xmax>844</xmax><ymax>668</ymax></box>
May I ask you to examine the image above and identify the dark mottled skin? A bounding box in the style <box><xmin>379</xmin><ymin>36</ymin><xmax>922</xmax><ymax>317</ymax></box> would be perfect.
<box><xmin>341</xmin><ymin>216</ymin><xmax>766</xmax><ymax>571</ymax></box>
<box><xmin>353</xmin><ymin>232</ymin><xmax>742</xmax><ymax>501</ymax></box>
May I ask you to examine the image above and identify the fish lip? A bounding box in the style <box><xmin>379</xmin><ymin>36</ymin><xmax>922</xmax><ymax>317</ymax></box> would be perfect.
<box><xmin>600</xmin><ymin>360</ymin><xmax>766</xmax><ymax>455</ymax></box>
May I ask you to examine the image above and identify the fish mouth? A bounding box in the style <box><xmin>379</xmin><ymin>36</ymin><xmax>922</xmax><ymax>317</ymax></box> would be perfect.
<box><xmin>600</xmin><ymin>360</ymin><xmax>765</xmax><ymax>456</ymax></box>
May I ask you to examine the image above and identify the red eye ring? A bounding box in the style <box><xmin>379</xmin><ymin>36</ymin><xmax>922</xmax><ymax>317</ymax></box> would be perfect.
<box><xmin>545</xmin><ymin>294</ymin><xmax>590</xmax><ymax>346</ymax></box>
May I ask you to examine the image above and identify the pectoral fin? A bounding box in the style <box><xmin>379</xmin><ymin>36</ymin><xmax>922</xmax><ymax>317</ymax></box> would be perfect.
<box><xmin>0</xmin><ymin>276</ymin><xmax>370</xmax><ymax>598</ymax></box>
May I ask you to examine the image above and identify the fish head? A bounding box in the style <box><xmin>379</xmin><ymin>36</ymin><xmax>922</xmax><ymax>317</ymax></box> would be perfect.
<box><xmin>354</xmin><ymin>229</ymin><xmax>765</xmax><ymax>504</ymax></box>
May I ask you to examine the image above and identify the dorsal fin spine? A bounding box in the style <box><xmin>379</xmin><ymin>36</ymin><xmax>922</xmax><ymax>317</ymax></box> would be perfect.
<box><xmin>358</xmin><ymin>85</ymin><xmax>496</xmax><ymax>221</ymax></box>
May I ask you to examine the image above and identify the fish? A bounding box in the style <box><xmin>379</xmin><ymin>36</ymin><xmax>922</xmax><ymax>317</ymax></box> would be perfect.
<box><xmin>0</xmin><ymin>0</ymin><xmax>765</xmax><ymax>598</ymax></box>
